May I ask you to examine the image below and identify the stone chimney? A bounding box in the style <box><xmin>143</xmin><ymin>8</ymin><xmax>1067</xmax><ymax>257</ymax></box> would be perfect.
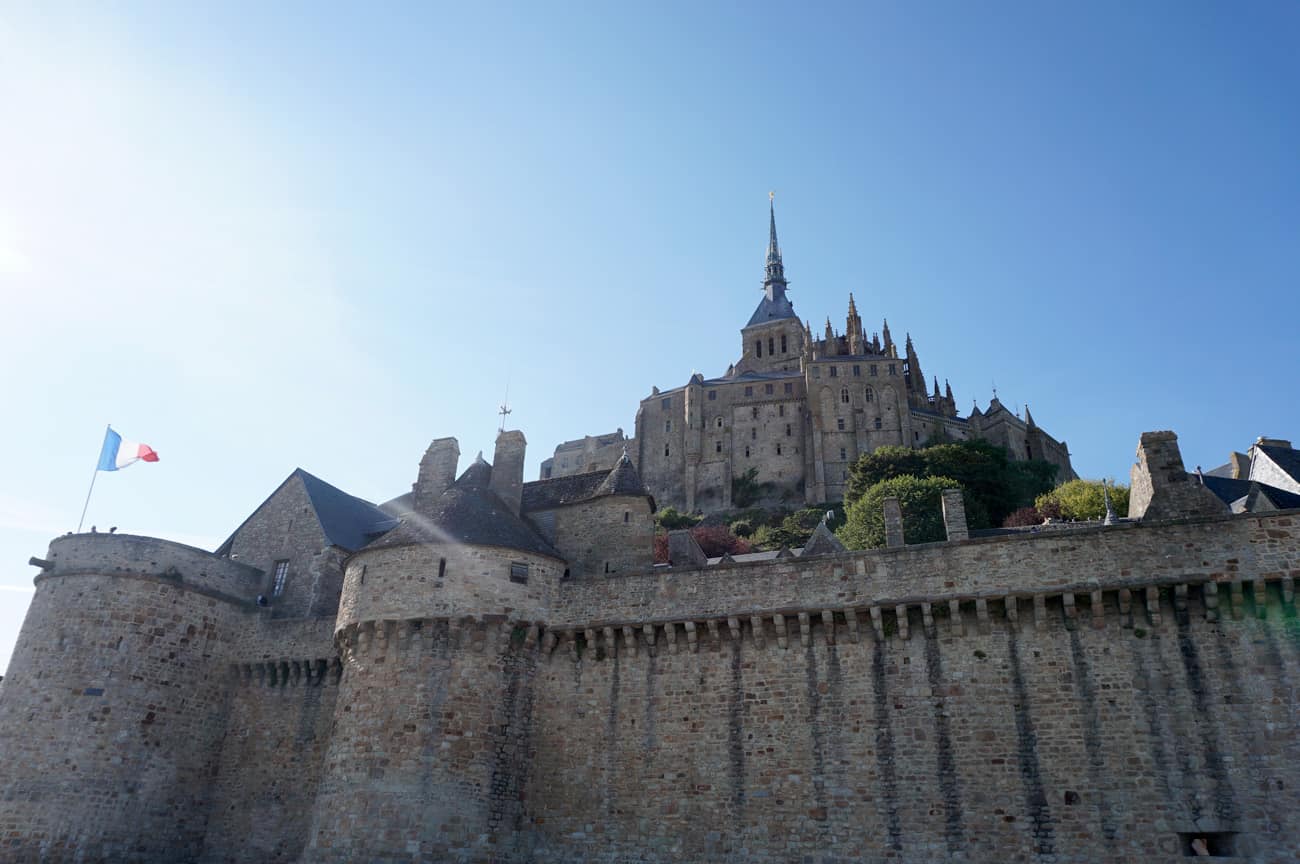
<box><xmin>941</xmin><ymin>489</ymin><xmax>969</xmax><ymax>541</ymax></box>
<box><xmin>413</xmin><ymin>437</ymin><xmax>459</xmax><ymax>515</ymax></box>
<box><xmin>883</xmin><ymin>497</ymin><xmax>905</xmax><ymax>548</ymax></box>
<box><xmin>1128</xmin><ymin>431</ymin><xmax>1225</xmax><ymax>520</ymax></box>
<box><xmin>489</xmin><ymin>430</ymin><xmax>526</xmax><ymax>516</ymax></box>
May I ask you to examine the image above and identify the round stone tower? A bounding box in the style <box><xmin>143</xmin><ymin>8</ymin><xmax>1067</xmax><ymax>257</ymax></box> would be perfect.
<box><xmin>302</xmin><ymin>443</ymin><xmax>566</xmax><ymax>862</ymax></box>
<box><xmin>0</xmin><ymin>533</ymin><xmax>261</xmax><ymax>863</ymax></box>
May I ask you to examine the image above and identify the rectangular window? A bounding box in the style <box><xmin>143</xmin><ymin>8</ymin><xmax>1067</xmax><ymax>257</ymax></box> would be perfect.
<box><xmin>840</xmin><ymin>448</ymin><xmax>847</xmax><ymax>460</ymax></box>
<box><xmin>708</xmin><ymin>390</ymin><xmax>717</xmax><ymax>401</ymax></box>
<box><xmin>781</xmin><ymin>334</ymin><xmax>787</xmax><ymax>353</ymax></box>
<box><xmin>661</xmin><ymin>397</ymin><xmax>672</xmax><ymax>409</ymax></box>
<box><xmin>888</xmin><ymin>364</ymin><xmax>897</xmax><ymax>376</ymax></box>
<box><xmin>785</xmin><ymin>424</ymin><xmax>792</xmax><ymax>436</ymax></box>
<box><xmin>744</xmin><ymin>447</ymin><xmax>750</xmax><ymax>458</ymax></box>
<box><xmin>665</xmin><ymin>420</ymin><xmax>671</xmax><ymax>432</ymax></box>
<box><xmin>745</xmin><ymin>386</ymin><xmax>753</xmax><ymax>396</ymax></box>
<box><xmin>784</xmin><ymin>382</ymin><xmax>793</xmax><ymax>394</ymax></box>
<box><xmin>756</xmin><ymin>339</ymin><xmax>762</xmax><ymax>357</ymax></box>
<box><xmin>778</xmin><ymin>404</ymin><xmax>784</xmax><ymax>417</ymax></box>
<box><xmin>751</xmin><ymin>406</ymin><xmax>758</xmax><ymax>419</ymax></box>
<box><xmin>716</xmin><ymin>441</ymin><xmax>722</xmax><ymax>453</ymax></box>
<box><xmin>776</xmin><ymin>443</ymin><xmax>782</xmax><ymax>455</ymax></box>
<box><xmin>829</xmin><ymin>366</ymin><xmax>838</xmax><ymax>378</ymax></box>
<box><xmin>853</xmin><ymin>365</ymin><xmax>861</xmax><ymax>377</ymax></box>
<box><xmin>837</xmin><ymin>418</ymin><xmax>845</xmax><ymax>431</ymax></box>
<box><xmin>751</xmin><ymin>428</ymin><xmax>757</xmax><ymax>440</ymax></box>
<box><xmin>870</xmin><ymin>365</ymin><xmax>878</xmax><ymax>377</ymax></box>
<box><xmin>272</xmin><ymin>560</ymin><xmax>289</xmax><ymax>597</ymax></box>
<box><xmin>874</xmin><ymin>417</ymin><xmax>882</xmax><ymax>430</ymax></box>
<box><xmin>509</xmin><ymin>562</ymin><xmax>529</xmax><ymax>584</ymax></box>
<box><xmin>664</xmin><ymin>444</ymin><xmax>670</xmax><ymax>457</ymax></box>
<box><xmin>813</xmin><ymin>367</ymin><xmax>821</xmax><ymax>378</ymax></box>
<box><xmin>768</xmin><ymin>337</ymin><xmax>775</xmax><ymax>356</ymax></box>
<box><xmin>765</xmin><ymin>383</ymin><xmax>774</xmax><ymax>395</ymax></box>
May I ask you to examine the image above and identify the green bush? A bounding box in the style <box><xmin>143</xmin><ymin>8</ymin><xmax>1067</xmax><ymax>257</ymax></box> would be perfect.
<box><xmin>655</xmin><ymin>506</ymin><xmax>700</xmax><ymax>531</ymax></box>
<box><xmin>1035</xmin><ymin>479</ymin><xmax>1130</xmax><ymax>522</ymax></box>
<box><xmin>837</xmin><ymin>475</ymin><xmax>967</xmax><ymax>549</ymax></box>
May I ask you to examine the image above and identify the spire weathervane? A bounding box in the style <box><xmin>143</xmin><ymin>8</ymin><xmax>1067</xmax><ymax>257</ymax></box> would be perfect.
<box><xmin>498</xmin><ymin>380</ymin><xmax>512</xmax><ymax>432</ymax></box>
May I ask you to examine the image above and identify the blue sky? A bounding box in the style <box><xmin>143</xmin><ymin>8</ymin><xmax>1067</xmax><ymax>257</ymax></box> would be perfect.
<box><xmin>2</xmin><ymin>1</ymin><xmax>1298</xmax><ymax>673</ymax></box>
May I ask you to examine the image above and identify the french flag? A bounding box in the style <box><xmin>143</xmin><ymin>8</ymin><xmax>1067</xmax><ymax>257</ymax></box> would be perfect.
<box><xmin>97</xmin><ymin>427</ymin><xmax>160</xmax><ymax>471</ymax></box>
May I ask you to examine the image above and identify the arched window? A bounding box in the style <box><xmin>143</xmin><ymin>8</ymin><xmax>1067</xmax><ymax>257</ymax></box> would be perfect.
<box><xmin>716</xmin><ymin>417</ymin><xmax>723</xmax><ymax>429</ymax></box>
<box><xmin>780</xmin><ymin>333</ymin><xmax>787</xmax><ymax>353</ymax></box>
<box><xmin>664</xmin><ymin>444</ymin><xmax>670</xmax><ymax>457</ymax></box>
<box><xmin>768</xmin><ymin>337</ymin><xmax>775</xmax><ymax>356</ymax></box>
<box><xmin>865</xmin><ymin>387</ymin><xmax>874</xmax><ymax>403</ymax></box>
<box><xmin>840</xmin><ymin>388</ymin><xmax>849</xmax><ymax>404</ymax></box>
<box><xmin>756</xmin><ymin>339</ymin><xmax>763</xmax><ymax>357</ymax></box>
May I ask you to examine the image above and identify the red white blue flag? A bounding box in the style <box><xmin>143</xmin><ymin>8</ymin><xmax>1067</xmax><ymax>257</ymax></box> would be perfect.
<box><xmin>96</xmin><ymin>427</ymin><xmax>159</xmax><ymax>471</ymax></box>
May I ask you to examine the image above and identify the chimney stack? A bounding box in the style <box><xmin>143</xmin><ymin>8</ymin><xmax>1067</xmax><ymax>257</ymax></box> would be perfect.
<box><xmin>413</xmin><ymin>437</ymin><xmax>459</xmax><ymax>515</ymax></box>
<box><xmin>490</xmin><ymin>430</ymin><xmax>526</xmax><ymax>516</ymax></box>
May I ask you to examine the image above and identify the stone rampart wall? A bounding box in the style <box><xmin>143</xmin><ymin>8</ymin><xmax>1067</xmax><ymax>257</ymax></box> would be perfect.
<box><xmin>336</xmin><ymin>543</ymin><xmax>565</xmax><ymax>633</ymax></box>
<box><xmin>523</xmin><ymin>587</ymin><xmax>1300</xmax><ymax>862</ymax></box>
<box><xmin>40</xmin><ymin>532</ymin><xmax>263</xmax><ymax>602</ymax></box>
<box><xmin>0</xmin><ymin>553</ymin><xmax>251</xmax><ymax>862</ymax></box>
<box><xmin>201</xmin><ymin>674</ymin><xmax>339</xmax><ymax>864</ymax></box>
<box><xmin>552</xmin><ymin>512</ymin><xmax>1299</xmax><ymax>632</ymax></box>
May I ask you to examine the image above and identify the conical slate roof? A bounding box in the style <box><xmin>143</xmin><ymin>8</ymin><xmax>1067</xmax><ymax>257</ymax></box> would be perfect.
<box><xmin>366</xmin><ymin>456</ymin><xmax>561</xmax><ymax>559</ymax></box>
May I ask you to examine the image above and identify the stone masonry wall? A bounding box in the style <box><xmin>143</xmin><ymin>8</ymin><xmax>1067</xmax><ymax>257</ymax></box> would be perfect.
<box><xmin>0</xmin><ymin>535</ymin><xmax>258</xmax><ymax>863</ymax></box>
<box><xmin>301</xmin><ymin>620</ymin><xmax>541</xmax><ymax>863</ymax></box>
<box><xmin>200</xmin><ymin>675</ymin><xmax>339</xmax><ymax>864</ymax></box>
<box><xmin>524</xmin><ymin>588</ymin><xmax>1300</xmax><ymax>863</ymax></box>
<box><xmin>336</xmin><ymin>543</ymin><xmax>565</xmax><ymax>630</ymax></box>
<box><xmin>550</xmin><ymin>495</ymin><xmax>654</xmax><ymax>578</ymax></box>
<box><xmin>224</xmin><ymin>474</ymin><xmax>346</xmax><ymax>619</ymax></box>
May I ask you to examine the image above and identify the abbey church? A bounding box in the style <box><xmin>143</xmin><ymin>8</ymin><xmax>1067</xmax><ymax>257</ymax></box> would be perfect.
<box><xmin>542</xmin><ymin>201</ymin><xmax>1075</xmax><ymax>510</ymax></box>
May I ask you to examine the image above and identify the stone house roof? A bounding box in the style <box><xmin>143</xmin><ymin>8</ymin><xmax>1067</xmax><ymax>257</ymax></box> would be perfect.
<box><xmin>216</xmin><ymin>468</ymin><xmax>397</xmax><ymax>556</ymax></box>
<box><xmin>522</xmin><ymin>455</ymin><xmax>654</xmax><ymax>512</ymax></box>
<box><xmin>367</xmin><ymin>458</ymin><xmax>561</xmax><ymax>559</ymax></box>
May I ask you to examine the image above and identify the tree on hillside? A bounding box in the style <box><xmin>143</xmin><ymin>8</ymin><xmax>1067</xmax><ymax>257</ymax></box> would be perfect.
<box><xmin>837</xmin><ymin>475</ymin><xmax>968</xmax><ymax>550</ymax></box>
<box><xmin>844</xmin><ymin>439</ymin><xmax>1057</xmax><ymax>528</ymax></box>
<box><xmin>1034</xmin><ymin>479</ymin><xmax>1129</xmax><ymax>522</ymax></box>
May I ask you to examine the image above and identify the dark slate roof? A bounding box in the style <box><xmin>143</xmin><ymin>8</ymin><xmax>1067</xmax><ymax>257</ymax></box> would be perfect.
<box><xmin>1192</xmin><ymin>474</ymin><xmax>1300</xmax><ymax>511</ymax></box>
<box><xmin>745</xmin><ymin>290</ymin><xmax>797</xmax><ymax>327</ymax></box>
<box><xmin>522</xmin><ymin>470</ymin><xmax>609</xmax><ymax>511</ymax></box>
<box><xmin>298</xmin><ymin>470</ymin><xmax>399</xmax><ymax>551</ymax></box>
<box><xmin>216</xmin><ymin>468</ymin><xmax>397</xmax><ymax>556</ymax></box>
<box><xmin>366</xmin><ymin>459</ymin><xmax>561</xmax><ymax>559</ymax></box>
<box><xmin>521</xmin><ymin>455</ymin><xmax>653</xmax><ymax>512</ymax></box>
<box><xmin>1260</xmin><ymin>486</ymin><xmax>1300</xmax><ymax>509</ymax></box>
<box><xmin>1259</xmin><ymin>445</ymin><xmax>1300</xmax><ymax>485</ymax></box>
<box><xmin>1200</xmin><ymin>474</ymin><xmax>1254</xmax><ymax>507</ymax></box>
<box><xmin>801</xmin><ymin>520</ymin><xmax>846</xmax><ymax>556</ymax></box>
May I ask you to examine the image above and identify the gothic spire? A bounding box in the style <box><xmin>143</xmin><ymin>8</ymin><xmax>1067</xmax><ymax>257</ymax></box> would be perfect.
<box><xmin>764</xmin><ymin>192</ymin><xmax>786</xmax><ymax>289</ymax></box>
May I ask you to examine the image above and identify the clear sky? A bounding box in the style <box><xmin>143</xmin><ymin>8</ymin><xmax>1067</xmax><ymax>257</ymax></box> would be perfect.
<box><xmin>2</xmin><ymin>1</ymin><xmax>1298</xmax><ymax>674</ymax></box>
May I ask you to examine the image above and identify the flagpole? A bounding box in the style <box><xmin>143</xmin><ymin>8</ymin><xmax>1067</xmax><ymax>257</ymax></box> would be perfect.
<box><xmin>76</xmin><ymin>424</ymin><xmax>109</xmax><ymax>533</ymax></box>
